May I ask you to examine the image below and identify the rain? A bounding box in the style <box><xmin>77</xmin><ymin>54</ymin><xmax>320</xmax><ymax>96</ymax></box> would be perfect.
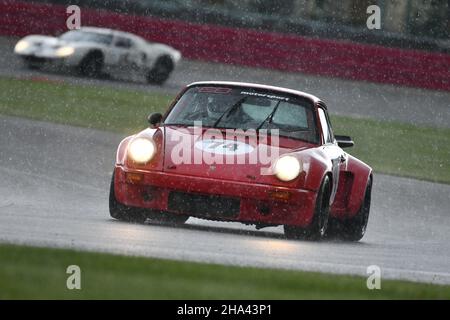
<box><xmin>0</xmin><ymin>0</ymin><xmax>449</xmax><ymax>301</ymax></box>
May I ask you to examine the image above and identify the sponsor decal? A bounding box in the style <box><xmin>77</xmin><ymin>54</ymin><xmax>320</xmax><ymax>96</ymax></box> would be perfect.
<box><xmin>240</xmin><ymin>91</ymin><xmax>289</xmax><ymax>101</ymax></box>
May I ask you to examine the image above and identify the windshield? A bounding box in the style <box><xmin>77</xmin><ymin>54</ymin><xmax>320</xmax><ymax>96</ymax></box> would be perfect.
<box><xmin>164</xmin><ymin>86</ymin><xmax>319</xmax><ymax>144</ymax></box>
<box><xmin>60</xmin><ymin>30</ymin><xmax>113</xmax><ymax>45</ymax></box>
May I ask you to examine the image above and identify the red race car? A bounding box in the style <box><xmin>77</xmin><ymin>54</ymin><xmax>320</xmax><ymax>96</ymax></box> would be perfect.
<box><xmin>110</xmin><ymin>81</ymin><xmax>372</xmax><ymax>241</ymax></box>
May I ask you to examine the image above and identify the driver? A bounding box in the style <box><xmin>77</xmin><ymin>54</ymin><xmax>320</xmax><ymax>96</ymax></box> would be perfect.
<box><xmin>206</xmin><ymin>96</ymin><xmax>227</xmax><ymax>120</ymax></box>
<box><xmin>187</xmin><ymin>96</ymin><xmax>228</xmax><ymax>124</ymax></box>
<box><xmin>187</xmin><ymin>95</ymin><xmax>251</xmax><ymax>126</ymax></box>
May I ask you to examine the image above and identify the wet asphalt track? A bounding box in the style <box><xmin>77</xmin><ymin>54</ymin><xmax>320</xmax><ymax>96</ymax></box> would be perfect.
<box><xmin>0</xmin><ymin>116</ymin><xmax>449</xmax><ymax>285</ymax></box>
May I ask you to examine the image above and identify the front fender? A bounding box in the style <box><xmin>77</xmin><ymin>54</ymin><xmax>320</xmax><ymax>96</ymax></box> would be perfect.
<box><xmin>115</xmin><ymin>127</ymin><xmax>165</xmax><ymax>172</ymax></box>
<box><xmin>115</xmin><ymin>136</ymin><xmax>133</xmax><ymax>166</ymax></box>
<box><xmin>297</xmin><ymin>147</ymin><xmax>333</xmax><ymax>193</ymax></box>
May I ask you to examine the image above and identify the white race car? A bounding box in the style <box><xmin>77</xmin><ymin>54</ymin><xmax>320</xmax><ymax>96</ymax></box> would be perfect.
<box><xmin>14</xmin><ymin>27</ymin><xmax>182</xmax><ymax>84</ymax></box>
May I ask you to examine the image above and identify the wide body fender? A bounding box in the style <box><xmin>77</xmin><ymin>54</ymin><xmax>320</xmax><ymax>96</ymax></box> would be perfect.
<box><xmin>331</xmin><ymin>154</ymin><xmax>372</xmax><ymax>219</ymax></box>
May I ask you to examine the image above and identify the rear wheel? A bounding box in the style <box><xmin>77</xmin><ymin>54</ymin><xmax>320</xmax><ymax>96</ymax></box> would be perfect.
<box><xmin>146</xmin><ymin>56</ymin><xmax>173</xmax><ymax>85</ymax></box>
<box><xmin>326</xmin><ymin>177</ymin><xmax>372</xmax><ymax>241</ymax></box>
<box><xmin>109</xmin><ymin>171</ymin><xmax>188</xmax><ymax>225</ymax></box>
<box><xmin>284</xmin><ymin>175</ymin><xmax>331</xmax><ymax>240</ymax></box>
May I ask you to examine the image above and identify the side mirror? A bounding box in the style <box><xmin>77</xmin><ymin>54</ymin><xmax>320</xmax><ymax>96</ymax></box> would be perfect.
<box><xmin>148</xmin><ymin>112</ymin><xmax>162</xmax><ymax>127</ymax></box>
<box><xmin>335</xmin><ymin>135</ymin><xmax>354</xmax><ymax>148</ymax></box>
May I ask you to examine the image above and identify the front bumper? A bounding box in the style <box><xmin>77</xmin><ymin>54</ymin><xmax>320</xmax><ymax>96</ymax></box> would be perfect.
<box><xmin>114</xmin><ymin>166</ymin><xmax>317</xmax><ymax>227</ymax></box>
<box><xmin>19</xmin><ymin>54</ymin><xmax>67</xmax><ymax>66</ymax></box>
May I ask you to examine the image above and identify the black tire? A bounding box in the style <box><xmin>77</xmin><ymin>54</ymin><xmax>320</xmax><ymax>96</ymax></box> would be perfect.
<box><xmin>109</xmin><ymin>171</ymin><xmax>188</xmax><ymax>225</ymax></box>
<box><xmin>326</xmin><ymin>177</ymin><xmax>372</xmax><ymax>241</ymax></box>
<box><xmin>146</xmin><ymin>56</ymin><xmax>173</xmax><ymax>85</ymax></box>
<box><xmin>284</xmin><ymin>175</ymin><xmax>331</xmax><ymax>240</ymax></box>
<box><xmin>78</xmin><ymin>51</ymin><xmax>103</xmax><ymax>77</ymax></box>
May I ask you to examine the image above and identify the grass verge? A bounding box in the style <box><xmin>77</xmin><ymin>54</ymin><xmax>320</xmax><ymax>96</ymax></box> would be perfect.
<box><xmin>0</xmin><ymin>77</ymin><xmax>449</xmax><ymax>183</ymax></box>
<box><xmin>0</xmin><ymin>243</ymin><xmax>449</xmax><ymax>299</ymax></box>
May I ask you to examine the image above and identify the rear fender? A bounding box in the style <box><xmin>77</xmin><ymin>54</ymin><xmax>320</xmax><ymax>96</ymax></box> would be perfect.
<box><xmin>331</xmin><ymin>154</ymin><xmax>372</xmax><ymax>218</ymax></box>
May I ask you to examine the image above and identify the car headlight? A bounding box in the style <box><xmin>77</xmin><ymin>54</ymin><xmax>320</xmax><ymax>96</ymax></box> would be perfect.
<box><xmin>274</xmin><ymin>156</ymin><xmax>301</xmax><ymax>182</ymax></box>
<box><xmin>14</xmin><ymin>40</ymin><xmax>29</xmax><ymax>53</ymax></box>
<box><xmin>55</xmin><ymin>46</ymin><xmax>75</xmax><ymax>57</ymax></box>
<box><xmin>128</xmin><ymin>138</ymin><xmax>156</xmax><ymax>164</ymax></box>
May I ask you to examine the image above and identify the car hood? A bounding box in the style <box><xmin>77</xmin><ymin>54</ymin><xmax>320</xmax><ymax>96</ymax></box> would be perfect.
<box><xmin>19</xmin><ymin>35</ymin><xmax>100</xmax><ymax>49</ymax></box>
<box><xmin>21</xmin><ymin>35</ymin><xmax>59</xmax><ymax>46</ymax></box>
<box><xmin>161</xmin><ymin>125</ymin><xmax>314</xmax><ymax>186</ymax></box>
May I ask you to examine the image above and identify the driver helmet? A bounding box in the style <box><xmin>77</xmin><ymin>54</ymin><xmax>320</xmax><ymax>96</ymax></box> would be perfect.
<box><xmin>206</xmin><ymin>97</ymin><xmax>226</xmax><ymax>119</ymax></box>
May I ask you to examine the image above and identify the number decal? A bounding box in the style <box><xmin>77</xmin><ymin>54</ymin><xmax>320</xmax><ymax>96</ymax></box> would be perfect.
<box><xmin>195</xmin><ymin>139</ymin><xmax>253</xmax><ymax>155</ymax></box>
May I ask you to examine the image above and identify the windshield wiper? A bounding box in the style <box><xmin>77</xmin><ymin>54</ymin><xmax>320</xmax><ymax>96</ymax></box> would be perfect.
<box><xmin>213</xmin><ymin>96</ymin><xmax>247</xmax><ymax>128</ymax></box>
<box><xmin>256</xmin><ymin>100</ymin><xmax>282</xmax><ymax>131</ymax></box>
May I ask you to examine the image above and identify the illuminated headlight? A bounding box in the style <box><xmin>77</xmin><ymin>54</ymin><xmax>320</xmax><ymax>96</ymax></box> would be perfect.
<box><xmin>128</xmin><ymin>138</ymin><xmax>156</xmax><ymax>164</ymax></box>
<box><xmin>274</xmin><ymin>156</ymin><xmax>301</xmax><ymax>182</ymax></box>
<box><xmin>55</xmin><ymin>46</ymin><xmax>75</xmax><ymax>57</ymax></box>
<box><xmin>14</xmin><ymin>40</ymin><xmax>29</xmax><ymax>53</ymax></box>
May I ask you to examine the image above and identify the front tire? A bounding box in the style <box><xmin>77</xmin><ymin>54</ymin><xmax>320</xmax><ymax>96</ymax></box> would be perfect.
<box><xmin>327</xmin><ymin>177</ymin><xmax>372</xmax><ymax>241</ymax></box>
<box><xmin>78</xmin><ymin>52</ymin><xmax>103</xmax><ymax>77</ymax></box>
<box><xmin>284</xmin><ymin>175</ymin><xmax>331</xmax><ymax>240</ymax></box>
<box><xmin>146</xmin><ymin>56</ymin><xmax>173</xmax><ymax>85</ymax></box>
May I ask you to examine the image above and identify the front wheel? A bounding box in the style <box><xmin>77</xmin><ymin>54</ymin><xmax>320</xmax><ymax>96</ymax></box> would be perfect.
<box><xmin>284</xmin><ymin>175</ymin><xmax>331</xmax><ymax>240</ymax></box>
<box><xmin>146</xmin><ymin>56</ymin><xmax>173</xmax><ymax>85</ymax></box>
<box><xmin>78</xmin><ymin>52</ymin><xmax>103</xmax><ymax>77</ymax></box>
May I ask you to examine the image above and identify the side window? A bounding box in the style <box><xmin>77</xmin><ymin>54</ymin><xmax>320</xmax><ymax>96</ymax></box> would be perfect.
<box><xmin>115</xmin><ymin>36</ymin><xmax>132</xmax><ymax>49</ymax></box>
<box><xmin>318</xmin><ymin>108</ymin><xmax>333</xmax><ymax>144</ymax></box>
<box><xmin>271</xmin><ymin>101</ymin><xmax>308</xmax><ymax>128</ymax></box>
